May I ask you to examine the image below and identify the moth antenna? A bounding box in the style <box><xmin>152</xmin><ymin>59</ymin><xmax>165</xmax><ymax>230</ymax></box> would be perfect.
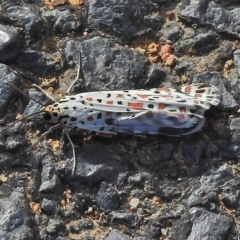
<box><xmin>31</xmin><ymin>84</ymin><xmax>57</xmax><ymax>103</ymax></box>
<box><xmin>66</xmin><ymin>52</ymin><xmax>84</xmax><ymax>95</ymax></box>
<box><xmin>0</xmin><ymin>111</ymin><xmax>46</xmax><ymax>134</ymax></box>
<box><xmin>5</xmin><ymin>80</ymin><xmax>45</xmax><ymax>107</ymax></box>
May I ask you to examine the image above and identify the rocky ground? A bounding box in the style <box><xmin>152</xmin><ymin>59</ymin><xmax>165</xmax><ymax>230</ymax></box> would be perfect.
<box><xmin>0</xmin><ymin>0</ymin><xmax>240</xmax><ymax>239</ymax></box>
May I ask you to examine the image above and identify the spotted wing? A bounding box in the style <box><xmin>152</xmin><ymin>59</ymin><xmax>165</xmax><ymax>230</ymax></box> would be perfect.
<box><xmin>59</xmin><ymin>84</ymin><xmax>220</xmax><ymax>136</ymax></box>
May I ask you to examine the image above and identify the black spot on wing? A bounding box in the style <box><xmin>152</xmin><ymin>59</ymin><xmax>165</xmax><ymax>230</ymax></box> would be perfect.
<box><xmin>148</xmin><ymin>104</ymin><xmax>154</xmax><ymax>109</ymax></box>
<box><xmin>177</xmin><ymin>100</ymin><xmax>187</xmax><ymax>103</ymax></box>
<box><xmin>59</xmin><ymin>115</ymin><xmax>70</xmax><ymax>120</ymax></box>
<box><xmin>63</xmin><ymin>107</ymin><xmax>69</xmax><ymax>110</ymax></box>
<box><xmin>73</xmin><ymin>106</ymin><xmax>77</xmax><ymax>110</ymax></box>
<box><xmin>123</xmin><ymin>90</ymin><xmax>129</xmax><ymax>93</ymax></box>
<box><xmin>107</xmin><ymin>93</ymin><xmax>111</xmax><ymax>98</ymax></box>
<box><xmin>117</xmin><ymin>101</ymin><xmax>123</xmax><ymax>105</ymax></box>
<box><xmin>100</xmin><ymin>127</ymin><xmax>104</xmax><ymax>131</ymax></box>
<box><xmin>97</xmin><ymin>113</ymin><xmax>102</xmax><ymax>119</ymax></box>
<box><xmin>105</xmin><ymin>118</ymin><xmax>114</xmax><ymax>125</ymax></box>
<box><xmin>53</xmin><ymin>103</ymin><xmax>58</xmax><ymax>107</ymax></box>
<box><xmin>81</xmin><ymin>100</ymin><xmax>85</xmax><ymax>104</ymax></box>
<box><xmin>195</xmin><ymin>89</ymin><xmax>205</xmax><ymax>93</ymax></box>
<box><xmin>154</xmin><ymin>91</ymin><xmax>160</xmax><ymax>94</ymax></box>
<box><xmin>97</xmin><ymin>99</ymin><xmax>102</xmax><ymax>103</ymax></box>
<box><xmin>70</xmin><ymin>97</ymin><xmax>76</xmax><ymax>100</ymax></box>
<box><xmin>71</xmin><ymin>117</ymin><xmax>77</xmax><ymax>121</ymax></box>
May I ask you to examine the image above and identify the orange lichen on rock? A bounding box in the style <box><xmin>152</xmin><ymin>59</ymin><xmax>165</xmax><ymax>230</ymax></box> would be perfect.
<box><xmin>147</xmin><ymin>41</ymin><xmax>176</xmax><ymax>64</ymax></box>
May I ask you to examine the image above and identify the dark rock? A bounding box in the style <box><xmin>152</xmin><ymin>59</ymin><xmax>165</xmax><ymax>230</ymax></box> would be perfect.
<box><xmin>133</xmin><ymin>237</ymin><xmax>149</xmax><ymax>240</ymax></box>
<box><xmin>46</xmin><ymin>218</ymin><xmax>63</xmax><ymax>234</ymax></box>
<box><xmin>174</xmin><ymin>59</ymin><xmax>191</xmax><ymax>75</ymax></box>
<box><xmin>183</xmin><ymin>142</ymin><xmax>203</xmax><ymax>163</ymax></box>
<box><xmin>188</xmin><ymin>208</ymin><xmax>233</xmax><ymax>240</ymax></box>
<box><xmin>225</xmin><ymin>143</ymin><xmax>240</xmax><ymax>157</ymax></box>
<box><xmin>192</xmin><ymin>29</ymin><xmax>220</xmax><ymax>55</ymax></box>
<box><xmin>19</xmin><ymin>50</ymin><xmax>61</xmax><ymax>78</ymax></box>
<box><xmin>39</xmin><ymin>150</ymin><xmax>60</xmax><ymax>193</ymax></box>
<box><xmin>191</xmin><ymin>71</ymin><xmax>238</xmax><ymax>110</ymax></box>
<box><xmin>4</xmin><ymin>4</ymin><xmax>44</xmax><ymax>35</ymax></box>
<box><xmin>229</xmin><ymin>117</ymin><xmax>240</xmax><ymax>143</ymax></box>
<box><xmin>105</xmin><ymin>229</ymin><xmax>129</xmax><ymax>240</ymax></box>
<box><xmin>159</xmin><ymin>23</ymin><xmax>184</xmax><ymax>43</ymax></box>
<box><xmin>58</xmin><ymin>145</ymin><xmax>122</xmax><ymax>183</ymax></box>
<box><xmin>0</xmin><ymin>186</ymin><xmax>35</xmax><ymax>239</ymax></box>
<box><xmin>88</xmin><ymin>0</ymin><xmax>164</xmax><ymax>42</ymax></box>
<box><xmin>96</xmin><ymin>182</ymin><xmax>119</xmax><ymax>211</ymax></box>
<box><xmin>141</xmin><ymin>220</ymin><xmax>162</xmax><ymax>239</ymax></box>
<box><xmin>5</xmin><ymin>135</ymin><xmax>26</xmax><ymax>152</ymax></box>
<box><xmin>0</xmin><ymin>64</ymin><xmax>21</xmax><ymax>114</ymax></box>
<box><xmin>145</xmin><ymin>64</ymin><xmax>168</xmax><ymax>88</ymax></box>
<box><xmin>161</xmin><ymin>186</ymin><xmax>181</xmax><ymax>201</ymax></box>
<box><xmin>0</xmin><ymin>153</ymin><xmax>15</xmax><ymax>171</ymax></box>
<box><xmin>171</xmin><ymin>208</ymin><xmax>233</xmax><ymax>240</ymax></box>
<box><xmin>128</xmin><ymin>173</ymin><xmax>142</xmax><ymax>184</ymax></box>
<box><xmin>41</xmin><ymin>198</ymin><xmax>58</xmax><ymax>215</ymax></box>
<box><xmin>220</xmin><ymin>190</ymin><xmax>240</xmax><ymax>209</ymax></box>
<box><xmin>171</xmin><ymin>211</ymin><xmax>192</xmax><ymax>240</ymax></box>
<box><xmin>108</xmin><ymin>211</ymin><xmax>138</xmax><ymax>227</ymax></box>
<box><xmin>198</xmin><ymin>164</ymin><xmax>238</xmax><ymax>194</ymax></box>
<box><xmin>62</xmin><ymin>36</ymin><xmax>146</xmax><ymax>92</ymax></box>
<box><xmin>0</xmin><ymin>24</ymin><xmax>20</xmax><ymax>62</ymax></box>
<box><xmin>42</xmin><ymin>6</ymin><xmax>86</xmax><ymax>34</ymax></box>
<box><xmin>23</xmin><ymin>91</ymin><xmax>47</xmax><ymax>117</ymax></box>
<box><xmin>214</xmin><ymin>0</ymin><xmax>240</xmax><ymax>5</ymax></box>
<box><xmin>187</xmin><ymin>192</ymin><xmax>211</xmax><ymax>208</ymax></box>
<box><xmin>179</xmin><ymin>0</ymin><xmax>240</xmax><ymax>38</ymax></box>
<box><xmin>69</xmin><ymin>219</ymin><xmax>93</xmax><ymax>234</ymax></box>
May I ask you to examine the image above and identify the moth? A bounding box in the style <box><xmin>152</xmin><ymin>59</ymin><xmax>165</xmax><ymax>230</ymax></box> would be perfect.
<box><xmin>42</xmin><ymin>83</ymin><xmax>221</xmax><ymax>138</ymax></box>
<box><xmin>2</xmin><ymin>55</ymin><xmax>221</xmax><ymax>175</ymax></box>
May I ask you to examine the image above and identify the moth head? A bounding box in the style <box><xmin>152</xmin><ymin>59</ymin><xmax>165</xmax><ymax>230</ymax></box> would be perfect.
<box><xmin>42</xmin><ymin>104</ymin><xmax>59</xmax><ymax>122</ymax></box>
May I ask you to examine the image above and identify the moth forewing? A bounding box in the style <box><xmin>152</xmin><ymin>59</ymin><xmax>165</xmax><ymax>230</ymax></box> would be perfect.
<box><xmin>41</xmin><ymin>83</ymin><xmax>220</xmax><ymax>137</ymax></box>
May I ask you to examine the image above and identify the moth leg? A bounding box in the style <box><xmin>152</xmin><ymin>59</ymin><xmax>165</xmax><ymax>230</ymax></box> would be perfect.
<box><xmin>29</xmin><ymin>123</ymin><xmax>62</xmax><ymax>151</ymax></box>
<box><xmin>63</xmin><ymin>126</ymin><xmax>77</xmax><ymax>176</ymax></box>
<box><xmin>66</xmin><ymin>52</ymin><xmax>84</xmax><ymax>95</ymax></box>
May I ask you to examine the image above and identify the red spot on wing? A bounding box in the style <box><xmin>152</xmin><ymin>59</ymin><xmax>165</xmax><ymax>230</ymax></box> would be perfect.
<box><xmin>87</xmin><ymin>116</ymin><xmax>94</xmax><ymax>121</ymax></box>
<box><xmin>116</xmin><ymin>94</ymin><xmax>124</xmax><ymax>98</ymax></box>
<box><xmin>195</xmin><ymin>93</ymin><xmax>202</xmax><ymax>98</ymax></box>
<box><xmin>86</xmin><ymin>97</ymin><xmax>93</xmax><ymax>101</ymax></box>
<box><xmin>158</xmin><ymin>103</ymin><xmax>166</xmax><ymax>110</ymax></box>
<box><xmin>184</xmin><ymin>86</ymin><xmax>191</xmax><ymax>93</ymax></box>
<box><xmin>137</xmin><ymin>94</ymin><xmax>149</xmax><ymax>98</ymax></box>
<box><xmin>128</xmin><ymin>102</ymin><xmax>143</xmax><ymax>109</ymax></box>
<box><xmin>179</xmin><ymin>107</ymin><xmax>186</xmax><ymax>112</ymax></box>
<box><xmin>156</xmin><ymin>87</ymin><xmax>169</xmax><ymax>92</ymax></box>
<box><xmin>106</xmin><ymin>100</ymin><xmax>114</xmax><ymax>104</ymax></box>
